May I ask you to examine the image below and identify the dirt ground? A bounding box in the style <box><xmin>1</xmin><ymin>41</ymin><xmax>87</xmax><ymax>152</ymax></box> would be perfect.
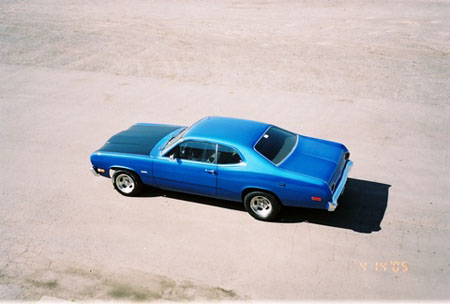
<box><xmin>0</xmin><ymin>0</ymin><xmax>449</xmax><ymax>301</ymax></box>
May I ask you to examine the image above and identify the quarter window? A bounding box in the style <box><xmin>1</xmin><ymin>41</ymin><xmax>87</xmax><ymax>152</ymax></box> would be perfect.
<box><xmin>166</xmin><ymin>141</ymin><xmax>217</xmax><ymax>163</ymax></box>
<box><xmin>217</xmin><ymin>145</ymin><xmax>242</xmax><ymax>164</ymax></box>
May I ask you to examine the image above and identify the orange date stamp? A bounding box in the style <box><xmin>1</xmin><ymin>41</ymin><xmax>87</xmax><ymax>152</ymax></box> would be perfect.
<box><xmin>360</xmin><ymin>261</ymin><xmax>408</xmax><ymax>272</ymax></box>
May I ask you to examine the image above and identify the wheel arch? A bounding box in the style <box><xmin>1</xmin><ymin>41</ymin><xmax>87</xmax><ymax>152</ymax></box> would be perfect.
<box><xmin>109</xmin><ymin>166</ymin><xmax>142</xmax><ymax>182</ymax></box>
<box><xmin>241</xmin><ymin>187</ymin><xmax>283</xmax><ymax>206</ymax></box>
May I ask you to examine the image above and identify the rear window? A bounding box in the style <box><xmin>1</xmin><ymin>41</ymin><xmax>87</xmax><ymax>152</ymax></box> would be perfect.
<box><xmin>254</xmin><ymin>126</ymin><xmax>297</xmax><ymax>165</ymax></box>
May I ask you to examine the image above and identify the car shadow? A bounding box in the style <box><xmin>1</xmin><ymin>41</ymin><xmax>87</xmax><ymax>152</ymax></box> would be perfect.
<box><xmin>139</xmin><ymin>178</ymin><xmax>390</xmax><ymax>234</ymax></box>
<box><xmin>277</xmin><ymin>178</ymin><xmax>390</xmax><ymax>233</ymax></box>
<box><xmin>140</xmin><ymin>187</ymin><xmax>246</xmax><ymax>212</ymax></box>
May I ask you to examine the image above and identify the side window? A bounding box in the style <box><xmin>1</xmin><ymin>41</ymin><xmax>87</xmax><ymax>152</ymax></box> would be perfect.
<box><xmin>166</xmin><ymin>141</ymin><xmax>217</xmax><ymax>163</ymax></box>
<box><xmin>217</xmin><ymin>145</ymin><xmax>242</xmax><ymax>164</ymax></box>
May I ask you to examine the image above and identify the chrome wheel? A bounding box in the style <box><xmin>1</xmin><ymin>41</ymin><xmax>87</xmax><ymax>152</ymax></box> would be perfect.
<box><xmin>250</xmin><ymin>195</ymin><xmax>272</xmax><ymax>218</ymax></box>
<box><xmin>116</xmin><ymin>173</ymin><xmax>135</xmax><ymax>194</ymax></box>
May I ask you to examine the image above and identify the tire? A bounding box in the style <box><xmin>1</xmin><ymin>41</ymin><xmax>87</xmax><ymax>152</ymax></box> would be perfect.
<box><xmin>243</xmin><ymin>191</ymin><xmax>282</xmax><ymax>221</ymax></box>
<box><xmin>112</xmin><ymin>170</ymin><xmax>143</xmax><ymax>197</ymax></box>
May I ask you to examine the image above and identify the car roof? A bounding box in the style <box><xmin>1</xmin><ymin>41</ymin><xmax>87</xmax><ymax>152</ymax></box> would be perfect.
<box><xmin>184</xmin><ymin>116</ymin><xmax>270</xmax><ymax>149</ymax></box>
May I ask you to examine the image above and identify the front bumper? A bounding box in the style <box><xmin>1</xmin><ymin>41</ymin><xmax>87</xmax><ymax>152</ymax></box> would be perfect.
<box><xmin>90</xmin><ymin>167</ymin><xmax>99</xmax><ymax>176</ymax></box>
<box><xmin>327</xmin><ymin>160</ymin><xmax>353</xmax><ymax>212</ymax></box>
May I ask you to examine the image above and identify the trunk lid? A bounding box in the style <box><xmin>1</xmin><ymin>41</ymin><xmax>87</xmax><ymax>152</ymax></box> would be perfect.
<box><xmin>280</xmin><ymin>135</ymin><xmax>348</xmax><ymax>187</ymax></box>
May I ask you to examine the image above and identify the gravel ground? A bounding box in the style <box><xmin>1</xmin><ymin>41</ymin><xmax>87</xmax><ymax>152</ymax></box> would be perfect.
<box><xmin>0</xmin><ymin>0</ymin><xmax>449</xmax><ymax>301</ymax></box>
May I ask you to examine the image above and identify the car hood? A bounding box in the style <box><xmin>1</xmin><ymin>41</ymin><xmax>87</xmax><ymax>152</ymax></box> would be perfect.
<box><xmin>279</xmin><ymin>135</ymin><xmax>348</xmax><ymax>184</ymax></box>
<box><xmin>97</xmin><ymin>124</ymin><xmax>182</xmax><ymax>155</ymax></box>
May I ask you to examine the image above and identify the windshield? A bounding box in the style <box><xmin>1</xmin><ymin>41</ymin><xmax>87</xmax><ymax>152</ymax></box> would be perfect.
<box><xmin>254</xmin><ymin>126</ymin><xmax>297</xmax><ymax>165</ymax></box>
<box><xmin>161</xmin><ymin>127</ymin><xmax>188</xmax><ymax>152</ymax></box>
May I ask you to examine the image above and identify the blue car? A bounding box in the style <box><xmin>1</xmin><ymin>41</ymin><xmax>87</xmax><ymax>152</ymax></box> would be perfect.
<box><xmin>90</xmin><ymin>116</ymin><xmax>353</xmax><ymax>221</ymax></box>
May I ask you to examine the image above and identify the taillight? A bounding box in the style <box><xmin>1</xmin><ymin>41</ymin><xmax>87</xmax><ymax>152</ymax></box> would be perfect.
<box><xmin>311</xmin><ymin>196</ymin><xmax>322</xmax><ymax>202</ymax></box>
<box><xmin>345</xmin><ymin>152</ymin><xmax>350</xmax><ymax>160</ymax></box>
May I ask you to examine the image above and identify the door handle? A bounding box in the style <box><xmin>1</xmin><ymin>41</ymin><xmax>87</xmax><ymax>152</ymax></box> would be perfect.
<box><xmin>205</xmin><ymin>169</ymin><xmax>216</xmax><ymax>175</ymax></box>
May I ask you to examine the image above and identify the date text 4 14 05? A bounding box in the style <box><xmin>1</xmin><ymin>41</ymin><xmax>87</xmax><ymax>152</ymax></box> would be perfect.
<box><xmin>360</xmin><ymin>261</ymin><xmax>408</xmax><ymax>272</ymax></box>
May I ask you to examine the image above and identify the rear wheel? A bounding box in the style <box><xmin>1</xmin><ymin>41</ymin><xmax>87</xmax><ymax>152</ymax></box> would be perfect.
<box><xmin>244</xmin><ymin>191</ymin><xmax>281</xmax><ymax>221</ymax></box>
<box><xmin>112</xmin><ymin>170</ymin><xmax>142</xmax><ymax>196</ymax></box>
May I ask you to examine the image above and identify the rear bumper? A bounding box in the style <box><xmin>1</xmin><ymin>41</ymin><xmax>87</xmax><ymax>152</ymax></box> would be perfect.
<box><xmin>327</xmin><ymin>160</ymin><xmax>353</xmax><ymax>212</ymax></box>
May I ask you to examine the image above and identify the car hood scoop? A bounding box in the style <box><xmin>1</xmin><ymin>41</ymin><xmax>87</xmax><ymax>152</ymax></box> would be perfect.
<box><xmin>98</xmin><ymin>124</ymin><xmax>181</xmax><ymax>156</ymax></box>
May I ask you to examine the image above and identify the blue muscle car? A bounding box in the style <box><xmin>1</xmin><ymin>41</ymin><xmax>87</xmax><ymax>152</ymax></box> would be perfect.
<box><xmin>90</xmin><ymin>116</ymin><xmax>353</xmax><ymax>221</ymax></box>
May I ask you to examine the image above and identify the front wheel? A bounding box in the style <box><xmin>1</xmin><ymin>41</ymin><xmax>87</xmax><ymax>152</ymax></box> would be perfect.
<box><xmin>244</xmin><ymin>191</ymin><xmax>281</xmax><ymax>221</ymax></box>
<box><xmin>112</xmin><ymin>170</ymin><xmax>142</xmax><ymax>196</ymax></box>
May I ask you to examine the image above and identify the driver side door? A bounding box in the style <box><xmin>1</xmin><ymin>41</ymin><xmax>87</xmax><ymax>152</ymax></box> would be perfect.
<box><xmin>153</xmin><ymin>141</ymin><xmax>218</xmax><ymax>196</ymax></box>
